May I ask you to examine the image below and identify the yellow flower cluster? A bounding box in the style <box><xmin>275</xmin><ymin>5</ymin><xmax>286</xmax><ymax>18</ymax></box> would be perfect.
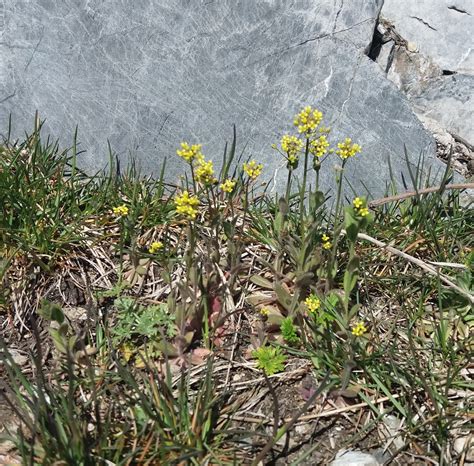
<box><xmin>353</xmin><ymin>197</ymin><xmax>369</xmax><ymax>217</ymax></box>
<box><xmin>220</xmin><ymin>178</ymin><xmax>236</xmax><ymax>193</ymax></box>
<box><xmin>336</xmin><ymin>138</ymin><xmax>361</xmax><ymax>160</ymax></box>
<box><xmin>294</xmin><ymin>106</ymin><xmax>323</xmax><ymax>135</ymax></box>
<box><xmin>319</xmin><ymin>126</ymin><xmax>331</xmax><ymax>135</ymax></box>
<box><xmin>260</xmin><ymin>307</ymin><xmax>270</xmax><ymax>316</ymax></box>
<box><xmin>195</xmin><ymin>159</ymin><xmax>217</xmax><ymax>185</ymax></box>
<box><xmin>148</xmin><ymin>241</ymin><xmax>164</xmax><ymax>254</ymax></box>
<box><xmin>113</xmin><ymin>204</ymin><xmax>129</xmax><ymax>217</ymax></box>
<box><xmin>351</xmin><ymin>321</ymin><xmax>367</xmax><ymax>337</ymax></box>
<box><xmin>281</xmin><ymin>135</ymin><xmax>304</xmax><ymax>157</ymax></box>
<box><xmin>321</xmin><ymin>234</ymin><xmax>331</xmax><ymax>250</ymax></box>
<box><xmin>305</xmin><ymin>294</ymin><xmax>321</xmax><ymax>313</ymax></box>
<box><xmin>309</xmin><ymin>135</ymin><xmax>330</xmax><ymax>158</ymax></box>
<box><xmin>243</xmin><ymin>160</ymin><xmax>263</xmax><ymax>179</ymax></box>
<box><xmin>176</xmin><ymin>142</ymin><xmax>204</xmax><ymax>163</ymax></box>
<box><xmin>175</xmin><ymin>191</ymin><xmax>200</xmax><ymax>219</ymax></box>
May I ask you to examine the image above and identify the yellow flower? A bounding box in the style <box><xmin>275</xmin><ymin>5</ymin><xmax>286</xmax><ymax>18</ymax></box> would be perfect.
<box><xmin>281</xmin><ymin>135</ymin><xmax>304</xmax><ymax>158</ymax></box>
<box><xmin>243</xmin><ymin>160</ymin><xmax>263</xmax><ymax>179</ymax></box>
<box><xmin>336</xmin><ymin>138</ymin><xmax>361</xmax><ymax>160</ymax></box>
<box><xmin>220</xmin><ymin>178</ymin><xmax>236</xmax><ymax>193</ymax></box>
<box><xmin>176</xmin><ymin>142</ymin><xmax>204</xmax><ymax>163</ymax></box>
<box><xmin>113</xmin><ymin>204</ymin><xmax>129</xmax><ymax>217</ymax></box>
<box><xmin>322</xmin><ymin>234</ymin><xmax>332</xmax><ymax>250</ymax></box>
<box><xmin>175</xmin><ymin>191</ymin><xmax>200</xmax><ymax>219</ymax></box>
<box><xmin>294</xmin><ymin>106</ymin><xmax>323</xmax><ymax>135</ymax></box>
<box><xmin>260</xmin><ymin>307</ymin><xmax>270</xmax><ymax>316</ymax></box>
<box><xmin>353</xmin><ymin>197</ymin><xmax>369</xmax><ymax>217</ymax></box>
<box><xmin>195</xmin><ymin>159</ymin><xmax>217</xmax><ymax>184</ymax></box>
<box><xmin>319</xmin><ymin>126</ymin><xmax>331</xmax><ymax>134</ymax></box>
<box><xmin>353</xmin><ymin>197</ymin><xmax>363</xmax><ymax>209</ymax></box>
<box><xmin>305</xmin><ymin>294</ymin><xmax>321</xmax><ymax>313</ymax></box>
<box><xmin>148</xmin><ymin>241</ymin><xmax>164</xmax><ymax>254</ymax></box>
<box><xmin>288</xmin><ymin>154</ymin><xmax>298</xmax><ymax>166</ymax></box>
<box><xmin>351</xmin><ymin>322</ymin><xmax>367</xmax><ymax>337</ymax></box>
<box><xmin>309</xmin><ymin>135</ymin><xmax>330</xmax><ymax>158</ymax></box>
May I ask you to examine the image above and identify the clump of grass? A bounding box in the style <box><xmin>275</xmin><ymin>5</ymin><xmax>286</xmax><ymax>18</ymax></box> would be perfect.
<box><xmin>1</xmin><ymin>106</ymin><xmax>472</xmax><ymax>464</ymax></box>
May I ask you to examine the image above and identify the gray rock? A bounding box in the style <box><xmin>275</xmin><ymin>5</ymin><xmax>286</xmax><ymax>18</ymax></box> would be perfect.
<box><xmin>1</xmin><ymin>0</ymin><xmax>447</xmax><ymax>197</ymax></box>
<box><xmin>412</xmin><ymin>74</ymin><xmax>474</xmax><ymax>144</ymax></box>
<box><xmin>385</xmin><ymin>46</ymin><xmax>441</xmax><ymax>97</ymax></box>
<box><xmin>381</xmin><ymin>0</ymin><xmax>474</xmax><ymax>74</ymax></box>
<box><xmin>330</xmin><ymin>449</ymin><xmax>381</xmax><ymax>466</ymax></box>
<box><xmin>373</xmin><ymin>7</ymin><xmax>474</xmax><ymax>149</ymax></box>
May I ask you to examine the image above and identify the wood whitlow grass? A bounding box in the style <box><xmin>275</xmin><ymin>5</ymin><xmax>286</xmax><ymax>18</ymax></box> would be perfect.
<box><xmin>0</xmin><ymin>110</ymin><xmax>472</xmax><ymax>464</ymax></box>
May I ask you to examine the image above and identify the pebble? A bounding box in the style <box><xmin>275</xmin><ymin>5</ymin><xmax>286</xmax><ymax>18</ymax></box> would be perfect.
<box><xmin>1</xmin><ymin>349</ymin><xmax>28</xmax><ymax>367</ymax></box>
<box><xmin>330</xmin><ymin>449</ymin><xmax>381</xmax><ymax>466</ymax></box>
<box><xmin>454</xmin><ymin>436</ymin><xmax>473</xmax><ymax>462</ymax></box>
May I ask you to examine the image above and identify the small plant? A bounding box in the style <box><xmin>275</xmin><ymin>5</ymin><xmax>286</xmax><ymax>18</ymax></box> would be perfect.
<box><xmin>112</xmin><ymin>297</ymin><xmax>176</xmax><ymax>343</ymax></box>
<box><xmin>280</xmin><ymin>317</ymin><xmax>300</xmax><ymax>345</ymax></box>
<box><xmin>252</xmin><ymin>345</ymin><xmax>287</xmax><ymax>375</ymax></box>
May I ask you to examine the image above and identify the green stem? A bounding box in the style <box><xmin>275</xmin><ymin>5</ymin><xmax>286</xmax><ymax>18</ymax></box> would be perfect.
<box><xmin>299</xmin><ymin>138</ymin><xmax>310</xmax><ymax>227</ymax></box>
<box><xmin>326</xmin><ymin>160</ymin><xmax>346</xmax><ymax>289</ymax></box>
<box><xmin>189</xmin><ymin>162</ymin><xmax>197</xmax><ymax>194</ymax></box>
<box><xmin>285</xmin><ymin>168</ymin><xmax>292</xmax><ymax>205</ymax></box>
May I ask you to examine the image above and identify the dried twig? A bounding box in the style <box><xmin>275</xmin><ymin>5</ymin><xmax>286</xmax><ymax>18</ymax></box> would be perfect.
<box><xmin>368</xmin><ymin>183</ymin><xmax>474</xmax><ymax>208</ymax></box>
<box><xmin>355</xmin><ymin>232</ymin><xmax>474</xmax><ymax>304</ymax></box>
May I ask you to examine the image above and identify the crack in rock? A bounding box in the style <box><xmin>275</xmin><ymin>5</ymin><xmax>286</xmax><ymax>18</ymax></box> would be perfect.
<box><xmin>410</xmin><ymin>16</ymin><xmax>437</xmax><ymax>31</ymax></box>
<box><xmin>24</xmin><ymin>28</ymin><xmax>45</xmax><ymax>72</ymax></box>
<box><xmin>0</xmin><ymin>91</ymin><xmax>16</xmax><ymax>104</ymax></box>
<box><xmin>447</xmin><ymin>5</ymin><xmax>471</xmax><ymax>15</ymax></box>
<box><xmin>332</xmin><ymin>0</ymin><xmax>344</xmax><ymax>34</ymax></box>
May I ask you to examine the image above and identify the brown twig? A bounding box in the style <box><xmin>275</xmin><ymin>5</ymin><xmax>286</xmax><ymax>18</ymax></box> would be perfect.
<box><xmin>368</xmin><ymin>183</ymin><xmax>474</xmax><ymax>208</ymax></box>
<box><xmin>355</xmin><ymin>232</ymin><xmax>474</xmax><ymax>304</ymax></box>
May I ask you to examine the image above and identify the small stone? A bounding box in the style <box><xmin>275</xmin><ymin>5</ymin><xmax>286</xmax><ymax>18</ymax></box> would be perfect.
<box><xmin>454</xmin><ymin>436</ymin><xmax>474</xmax><ymax>462</ymax></box>
<box><xmin>382</xmin><ymin>414</ymin><xmax>405</xmax><ymax>450</ymax></box>
<box><xmin>330</xmin><ymin>449</ymin><xmax>381</xmax><ymax>466</ymax></box>
<box><xmin>406</xmin><ymin>41</ymin><xmax>418</xmax><ymax>53</ymax></box>
<box><xmin>295</xmin><ymin>423</ymin><xmax>310</xmax><ymax>436</ymax></box>
<box><xmin>3</xmin><ymin>349</ymin><xmax>28</xmax><ymax>367</ymax></box>
<box><xmin>63</xmin><ymin>306</ymin><xmax>88</xmax><ymax>323</ymax></box>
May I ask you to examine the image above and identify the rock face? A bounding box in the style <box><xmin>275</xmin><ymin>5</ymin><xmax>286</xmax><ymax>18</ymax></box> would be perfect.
<box><xmin>412</xmin><ymin>74</ymin><xmax>473</xmax><ymax>145</ymax></box>
<box><xmin>380</xmin><ymin>0</ymin><xmax>473</xmax><ymax>74</ymax></box>
<box><xmin>375</xmin><ymin>0</ymin><xmax>474</xmax><ymax>171</ymax></box>
<box><xmin>1</xmin><ymin>0</ymin><xmax>450</xmax><ymax>196</ymax></box>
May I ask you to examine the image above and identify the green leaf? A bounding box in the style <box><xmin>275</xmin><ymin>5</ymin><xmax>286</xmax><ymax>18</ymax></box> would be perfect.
<box><xmin>38</xmin><ymin>300</ymin><xmax>64</xmax><ymax>324</ymax></box>
<box><xmin>309</xmin><ymin>191</ymin><xmax>325</xmax><ymax>212</ymax></box>
<box><xmin>250</xmin><ymin>275</ymin><xmax>274</xmax><ymax>290</ymax></box>
<box><xmin>349</xmin><ymin>303</ymin><xmax>361</xmax><ymax>319</ymax></box>
<box><xmin>280</xmin><ymin>317</ymin><xmax>300</xmax><ymax>345</ymax></box>
<box><xmin>223</xmin><ymin>220</ymin><xmax>235</xmax><ymax>239</ymax></box>
<box><xmin>278</xmin><ymin>196</ymin><xmax>289</xmax><ymax>216</ymax></box>
<box><xmin>345</xmin><ymin>223</ymin><xmax>359</xmax><ymax>243</ymax></box>
<box><xmin>274</xmin><ymin>282</ymin><xmax>294</xmax><ymax>313</ymax></box>
<box><xmin>50</xmin><ymin>328</ymin><xmax>67</xmax><ymax>354</ymax></box>
<box><xmin>343</xmin><ymin>269</ymin><xmax>359</xmax><ymax>297</ymax></box>
<box><xmin>252</xmin><ymin>345</ymin><xmax>287</xmax><ymax>375</ymax></box>
<box><xmin>274</xmin><ymin>212</ymin><xmax>284</xmax><ymax>235</ymax></box>
<box><xmin>347</xmin><ymin>257</ymin><xmax>360</xmax><ymax>274</ymax></box>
